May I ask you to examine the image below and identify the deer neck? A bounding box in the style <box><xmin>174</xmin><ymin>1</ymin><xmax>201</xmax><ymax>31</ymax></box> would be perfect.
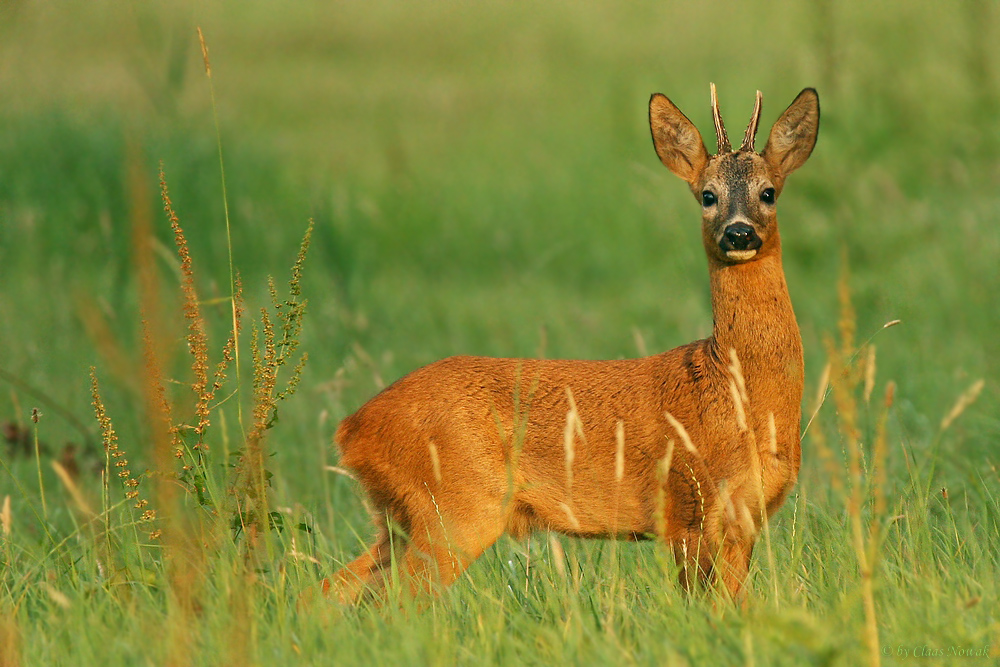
<box><xmin>706</xmin><ymin>234</ymin><xmax>803</xmax><ymax>409</ymax></box>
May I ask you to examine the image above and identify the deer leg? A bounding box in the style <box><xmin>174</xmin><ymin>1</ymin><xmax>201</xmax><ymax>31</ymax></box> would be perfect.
<box><xmin>674</xmin><ymin>533</ymin><xmax>717</xmax><ymax>593</ymax></box>
<box><xmin>330</xmin><ymin>518</ymin><xmax>395</xmax><ymax>605</ymax></box>
<box><xmin>717</xmin><ymin>537</ymin><xmax>754</xmax><ymax>602</ymax></box>
<box><xmin>400</xmin><ymin>502</ymin><xmax>506</xmax><ymax>597</ymax></box>
<box><xmin>400</xmin><ymin>530</ymin><xmax>467</xmax><ymax>597</ymax></box>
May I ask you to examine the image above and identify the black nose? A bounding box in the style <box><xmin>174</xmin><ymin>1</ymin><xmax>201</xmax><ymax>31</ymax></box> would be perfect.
<box><xmin>720</xmin><ymin>223</ymin><xmax>762</xmax><ymax>252</ymax></box>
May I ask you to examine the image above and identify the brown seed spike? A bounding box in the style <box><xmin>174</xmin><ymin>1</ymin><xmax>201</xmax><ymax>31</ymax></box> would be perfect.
<box><xmin>741</xmin><ymin>90</ymin><xmax>763</xmax><ymax>152</ymax></box>
<box><xmin>710</xmin><ymin>83</ymin><xmax>731</xmax><ymax>154</ymax></box>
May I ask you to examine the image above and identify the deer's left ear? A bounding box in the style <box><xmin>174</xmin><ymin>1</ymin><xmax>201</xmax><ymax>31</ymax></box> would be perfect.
<box><xmin>649</xmin><ymin>93</ymin><xmax>709</xmax><ymax>186</ymax></box>
<box><xmin>763</xmin><ymin>88</ymin><xmax>819</xmax><ymax>181</ymax></box>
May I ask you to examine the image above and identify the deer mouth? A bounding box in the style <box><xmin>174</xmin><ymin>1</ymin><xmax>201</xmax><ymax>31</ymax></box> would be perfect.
<box><xmin>719</xmin><ymin>222</ymin><xmax>762</xmax><ymax>261</ymax></box>
<box><xmin>724</xmin><ymin>248</ymin><xmax>758</xmax><ymax>261</ymax></box>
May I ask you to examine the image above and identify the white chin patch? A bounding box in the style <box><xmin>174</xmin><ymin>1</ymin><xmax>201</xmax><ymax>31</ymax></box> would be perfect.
<box><xmin>725</xmin><ymin>249</ymin><xmax>758</xmax><ymax>261</ymax></box>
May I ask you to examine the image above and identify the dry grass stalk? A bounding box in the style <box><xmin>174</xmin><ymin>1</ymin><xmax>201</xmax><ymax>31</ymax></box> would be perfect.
<box><xmin>559</xmin><ymin>502</ymin><xmax>581</xmax><ymax>531</ymax></box>
<box><xmin>548</xmin><ymin>533</ymin><xmax>567</xmax><ymax>581</ymax></box>
<box><xmin>727</xmin><ymin>347</ymin><xmax>749</xmax><ymax>405</ymax></box>
<box><xmin>663</xmin><ymin>411</ymin><xmax>697</xmax><ymax>454</ymax></box>
<box><xmin>728</xmin><ymin>378</ymin><xmax>749</xmax><ymax>433</ymax></box>
<box><xmin>0</xmin><ymin>607</ymin><xmax>21</xmax><ymax>667</ymax></box>
<box><xmin>42</xmin><ymin>583</ymin><xmax>71</xmax><ymax>610</ymax></box>
<box><xmin>324</xmin><ymin>466</ymin><xmax>357</xmax><ymax>482</ymax></box>
<box><xmin>614</xmin><ymin>419</ymin><xmax>625</xmax><ymax>482</ymax></box>
<box><xmin>563</xmin><ymin>394</ymin><xmax>577</xmax><ymax>501</ymax></box>
<box><xmin>837</xmin><ymin>257</ymin><xmax>857</xmax><ymax>363</ymax></box>
<box><xmin>1</xmin><ymin>495</ymin><xmax>10</xmax><ymax>536</ymax></box>
<box><xmin>51</xmin><ymin>461</ymin><xmax>94</xmax><ymax>517</ymax></box>
<box><xmin>653</xmin><ymin>438</ymin><xmax>675</xmax><ymax>539</ymax></box>
<box><xmin>428</xmin><ymin>440</ymin><xmax>442</xmax><ymax>484</ymax></box>
<box><xmin>196</xmin><ymin>26</ymin><xmax>211</xmax><ymax>78</ymax></box>
<box><xmin>727</xmin><ymin>347</ymin><xmax>778</xmax><ymax>601</ymax></box>
<box><xmin>940</xmin><ymin>378</ymin><xmax>986</xmax><ymax>432</ymax></box>
<box><xmin>767</xmin><ymin>412</ymin><xmax>778</xmax><ymax>456</ymax></box>
<box><xmin>140</xmin><ymin>312</ymin><xmax>205</xmax><ymax>650</ymax></box>
<box><xmin>868</xmin><ymin>381</ymin><xmax>894</xmax><ymax>568</ymax></box>
<box><xmin>828</xmin><ymin>337</ymin><xmax>881</xmax><ymax>665</ymax></box>
<box><xmin>76</xmin><ymin>299</ymin><xmax>134</xmax><ymax>391</ymax></box>
<box><xmin>807</xmin><ymin>362</ymin><xmax>842</xmax><ymax>494</ymax></box>
<box><xmin>863</xmin><ymin>345</ymin><xmax>877</xmax><ymax>404</ymax></box>
<box><xmin>563</xmin><ymin>387</ymin><xmax>586</xmax><ymax>443</ymax></box>
<box><xmin>828</xmin><ymin>271</ymin><xmax>881</xmax><ymax>667</ymax></box>
<box><xmin>718</xmin><ymin>479</ymin><xmax>738</xmax><ymax>526</ymax></box>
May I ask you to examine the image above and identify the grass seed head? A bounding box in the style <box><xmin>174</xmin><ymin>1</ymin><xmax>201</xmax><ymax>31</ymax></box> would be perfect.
<box><xmin>664</xmin><ymin>411</ymin><xmax>697</xmax><ymax>454</ymax></box>
<box><xmin>614</xmin><ymin>419</ymin><xmax>625</xmax><ymax>482</ymax></box>
<box><xmin>940</xmin><ymin>378</ymin><xmax>986</xmax><ymax>432</ymax></box>
<box><xmin>1</xmin><ymin>495</ymin><xmax>11</xmax><ymax>536</ymax></box>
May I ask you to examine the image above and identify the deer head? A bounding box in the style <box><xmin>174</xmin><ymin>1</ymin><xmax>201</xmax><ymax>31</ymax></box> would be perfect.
<box><xmin>648</xmin><ymin>85</ymin><xmax>819</xmax><ymax>266</ymax></box>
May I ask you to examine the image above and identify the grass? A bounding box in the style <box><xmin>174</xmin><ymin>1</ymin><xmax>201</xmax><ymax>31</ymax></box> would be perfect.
<box><xmin>1</xmin><ymin>1</ymin><xmax>999</xmax><ymax>664</ymax></box>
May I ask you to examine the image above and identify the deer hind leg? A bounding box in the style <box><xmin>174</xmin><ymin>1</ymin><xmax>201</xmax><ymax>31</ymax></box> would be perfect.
<box><xmin>399</xmin><ymin>522</ymin><xmax>469</xmax><ymax>598</ymax></box>
<box><xmin>331</xmin><ymin>515</ymin><xmax>395</xmax><ymax>605</ymax></box>
<box><xmin>398</xmin><ymin>494</ymin><xmax>507</xmax><ymax>598</ymax></box>
<box><xmin>337</xmin><ymin>483</ymin><xmax>507</xmax><ymax>602</ymax></box>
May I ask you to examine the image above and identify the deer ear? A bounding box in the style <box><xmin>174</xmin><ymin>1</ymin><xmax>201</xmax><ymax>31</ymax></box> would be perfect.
<box><xmin>763</xmin><ymin>88</ymin><xmax>820</xmax><ymax>179</ymax></box>
<box><xmin>649</xmin><ymin>94</ymin><xmax>709</xmax><ymax>185</ymax></box>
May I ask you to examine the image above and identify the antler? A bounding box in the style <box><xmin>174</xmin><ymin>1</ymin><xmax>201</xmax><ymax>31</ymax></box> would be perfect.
<box><xmin>741</xmin><ymin>90</ymin><xmax>763</xmax><ymax>152</ymax></box>
<box><xmin>710</xmin><ymin>83</ymin><xmax>731</xmax><ymax>154</ymax></box>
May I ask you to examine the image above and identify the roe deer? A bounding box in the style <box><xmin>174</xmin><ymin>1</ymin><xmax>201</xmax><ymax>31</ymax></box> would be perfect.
<box><xmin>332</xmin><ymin>84</ymin><xmax>819</xmax><ymax>603</ymax></box>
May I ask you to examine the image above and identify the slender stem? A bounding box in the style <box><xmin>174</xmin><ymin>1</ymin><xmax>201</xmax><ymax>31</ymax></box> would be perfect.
<box><xmin>32</xmin><ymin>415</ymin><xmax>47</xmax><ymax>522</ymax></box>
<box><xmin>198</xmin><ymin>27</ymin><xmax>246</xmax><ymax>441</ymax></box>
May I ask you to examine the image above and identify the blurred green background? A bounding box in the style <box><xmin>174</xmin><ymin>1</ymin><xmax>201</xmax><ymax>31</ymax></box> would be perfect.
<box><xmin>2</xmin><ymin>1</ymin><xmax>998</xmax><ymax>663</ymax></box>
<box><xmin>2</xmin><ymin>0</ymin><xmax>996</xmax><ymax>485</ymax></box>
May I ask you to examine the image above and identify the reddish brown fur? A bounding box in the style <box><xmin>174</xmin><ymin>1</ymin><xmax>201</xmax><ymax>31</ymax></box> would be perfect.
<box><xmin>332</xmin><ymin>86</ymin><xmax>820</xmax><ymax>603</ymax></box>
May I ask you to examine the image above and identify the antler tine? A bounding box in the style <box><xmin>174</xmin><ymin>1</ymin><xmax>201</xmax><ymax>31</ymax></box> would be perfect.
<box><xmin>710</xmin><ymin>83</ymin><xmax>731</xmax><ymax>154</ymax></box>
<box><xmin>741</xmin><ymin>90</ymin><xmax>763</xmax><ymax>152</ymax></box>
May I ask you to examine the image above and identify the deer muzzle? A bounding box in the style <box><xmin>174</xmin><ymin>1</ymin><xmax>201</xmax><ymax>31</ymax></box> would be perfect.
<box><xmin>719</xmin><ymin>222</ymin><xmax>762</xmax><ymax>260</ymax></box>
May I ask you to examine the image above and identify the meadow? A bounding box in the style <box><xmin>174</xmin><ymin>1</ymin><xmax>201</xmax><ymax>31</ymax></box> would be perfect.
<box><xmin>0</xmin><ymin>1</ymin><xmax>998</xmax><ymax>665</ymax></box>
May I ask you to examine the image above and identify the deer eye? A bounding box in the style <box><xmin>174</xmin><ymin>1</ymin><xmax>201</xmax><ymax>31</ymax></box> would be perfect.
<box><xmin>702</xmin><ymin>191</ymin><xmax>717</xmax><ymax>207</ymax></box>
<box><xmin>760</xmin><ymin>188</ymin><xmax>776</xmax><ymax>205</ymax></box>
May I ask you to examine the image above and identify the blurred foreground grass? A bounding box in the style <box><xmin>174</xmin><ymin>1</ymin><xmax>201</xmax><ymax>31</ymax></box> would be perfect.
<box><xmin>0</xmin><ymin>1</ymin><xmax>998</xmax><ymax>664</ymax></box>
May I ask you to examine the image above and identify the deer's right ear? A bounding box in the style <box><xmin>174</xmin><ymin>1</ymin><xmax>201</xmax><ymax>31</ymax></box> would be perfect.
<box><xmin>763</xmin><ymin>88</ymin><xmax>820</xmax><ymax>180</ymax></box>
<box><xmin>649</xmin><ymin>94</ymin><xmax>709</xmax><ymax>185</ymax></box>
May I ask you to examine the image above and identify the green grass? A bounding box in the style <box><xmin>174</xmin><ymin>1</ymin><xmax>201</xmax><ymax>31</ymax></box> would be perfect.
<box><xmin>1</xmin><ymin>1</ymin><xmax>999</xmax><ymax>665</ymax></box>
